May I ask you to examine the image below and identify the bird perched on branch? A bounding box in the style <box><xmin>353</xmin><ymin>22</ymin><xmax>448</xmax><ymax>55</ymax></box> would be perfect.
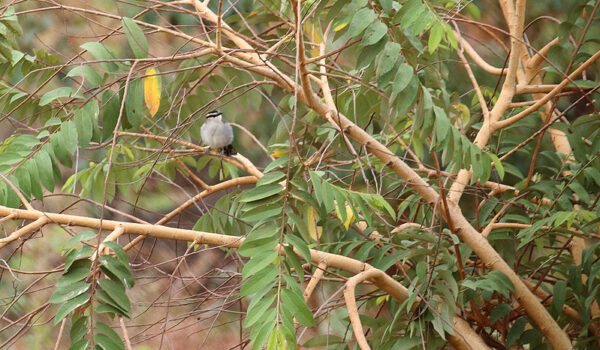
<box><xmin>200</xmin><ymin>110</ymin><xmax>236</xmax><ymax>156</ymax></box>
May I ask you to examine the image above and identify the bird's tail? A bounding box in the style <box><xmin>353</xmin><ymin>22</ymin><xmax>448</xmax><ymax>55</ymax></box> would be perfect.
<box><xmin>223</xmin><ymin>144</ymin><xmax>237</xmax><ymax>156</ymax></box>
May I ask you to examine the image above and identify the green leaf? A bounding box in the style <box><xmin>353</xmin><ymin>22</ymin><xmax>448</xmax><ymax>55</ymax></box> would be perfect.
<box><xmin>377</xmin><ymin>42</ymin><xmax>401</xmax><ymax>78</ymax></box>
<box><xmin>348</xmin><ymin>8</ymin><xmax>377</xmax><ymax>37</ymax></box>
<box><xmin>396</xmin><ymin>76</ymin><xmax>419</xmax><ymax>115</ymax></box>
<box><xmin>98</xmin><ymin>279</ymin><xmax>131</xmax><ymax>316</ymax></box>
<box><xmin>551</xmin><ymin>280</ymin><xmax>567</xmax><ymax>315</ymax></box>
<box><xmin>489</xmin><ymin>153</ymin><xmax>504</xmax><ymax>180</ymax></box>
<box><xmin>391</xmin><ymin>63</ymin><xmax>414</xmax><ymax>100</ymax></box>
<box><xmin>51</xmin><ymin>134</ymin><xmax>72</xmax><ymax>167</ymax></box>
<box><xmin>303</xmin><ymin>334</ymin><xmax>346</xmax><ymax>347</ymax></box>
<box><xmin>433</xmin><ymin>106</ymin><xmax>450</xmax><ymax>144</ymax></box>
<box><xmin>506</xmin><ymin>318</ymin><xmax>527</xmax><ymax>348</ymax></box>
<box><xmin>240</xmin><ymin>184</ymin><xmax>284</xmax><ymax>202</ymax></box>
<box><xmin>283</xmin><ymin>245</ymin><xmax>305</xmax><ymax>281</ymax></box>
<box><xmin>240</xmin><ymin>264</ymin><xmax>277</xmax><ymax>296</ymax></box>
<box><xmin>125</xmin><ymin>79</ymin><xmax>144</xmax><ymax>128</ymax></box>
<box><xmin>96</xmin><ymin>303</ymin><xmax>127</xmax><ymax>316</ymax></box>
<box><xmin>59</xmin><ymin>121</ymin><xmax>78</xmax><ymax>155</ymax></box>
<box><xmin>74</xmin><ymin>108</ymin><xmax>94</xmax><ymax>146</ymax></box>
<box><xmin>256</xmin><ymin>171</ymin><xmax>285</xmax><ymax>186</ymax></box>
<box><xmin>368</xmin><ymin>194</ymin><xmax>396</xmax><ymax>219</ymax></box>
<box><xmin>56</xmin><ymin>259</ymin><xmax>91</xmax><ymax>288</ymax></box>
<box><xmin>379</xmin><ymin>0</ymin><xmax>393</xmax><ymax>14</ymax></box>
<box><xmin>95</xmin><ymin>326</ymin><xmax>125</xmax><ymax>350</ymax></box>
<box><xmin>96</xmin><ymin>322</ymin><xmax>125</xmax><ymax>344</ymax></box>
<box><xmin>489</xmin><ymin>303</ymin><xmax>512</xmax><ymax>324</ymax></box>
<box><xmin>241</xmin><ymin>202</ymin><xmax>283</xmax><ymax>222</ymax></box>
<box><xmin>362</xmin><ymin>20</ymin><xmax>387</xmax><ymax>46</ymax></box>
<box><xmin>1</xmin><ymin>7</ymin><xmax>23</xmax><ymax>36</ymax></box>
<box><xmin>80</xmin><ymin>42</ymin><xmax>118</xmax><ymax>72</ymax></box>
<box><xmin>64</xmin><ymin>246</ymin><xmax>93</xmax><ymax>271</ymax></box>
<box><xmin>66</xmin><ymin>65</ymin><xmax>102</xmax><ymax>87</ymax></box>
<box><xmin>49</xmin><ymin>281</ymin><xmax>89</xmax><ymax>304</ymax></box>
<box><xmin>263</xmin><ymin>155</ymin><xmax>289</xmax><ymax>173</ymax></box>
<box><xmin>356</xmin><ymin>36</ymin><xmax>387</xmax><ymax>70</ymax></box>
<box><xmin>54</xmin><ymin>292</ymin><xmax>89</xmax><ymax>325</ymax></box>
<box><xmin>103</xmin><ymin>241</ymin><xmax>129</xmax><ymax>265</ymax></box>
<box><xmin>39</xmin><ymin>87</ymin><xmax>82</xmax><ymax>106</ymax></box>
<box><xmin>34</xmin><ymin>150</ymin><xmax>54</xmax><ymax>191</ymax></box>
<box><xmin>122</xmin><ymin>17</ymin><xmax>148</xmax><ymax>59</ymax></box>
<box><xmin>14</xmin><ymin>166</ymin><xmax>31</xmax><ymax>197</ymax></box>
<box><xmin>102</xmin><ymin>90</ymin><xmax>120</xmax><ymax>141</ymax></box>
<box><xmin>68</xmin><ymin>339</ymin><xmax>89</xmax><ymax>350</ymax></box>
<box><xmin>281</xmin><ymin>289</ymin><xmax>315</xmax><ymax>326</ymax></box>
<box><xmin>98</xmin><ymin>255</ymin><xmax>135</xmax><ymax>288</ymax></box>
<box><xmin>400</xmin><ymin>0</ymin><xmax>425</xmax><ymax>30</ymax></box>
<box><xmin>487</xmin><ymin>270</ymin><xmax>515</xmax><ymax>296</ymax></box>
<box><xmin>428</xmin><ymin>23</ymin><xmax>444</xmax><ymax>53</ymax></box>
<box><xmin>70</xmin><ymin>316</ymin><xmax>88</xmax><ymax>342</ymax></box>
<box><xmin>238</xmin><ymin>235</ymin><xmax>278</xmax><ymax>258</ymax></box>
<box><xmin>10</xmin><ymin>49</ymin><xmax>25</xmax><ymax>66</ymax></box>
<box><xmin>250</xmin><ymin>318</ymin><xmax>275</xmax><ymax>350</ymax></box>
<box><xmin>244</xmin><ymin>294</ymin><xmax>276</xmax><ymax>328</ymax></box>
<box><xmin>285</xmin><ymin>234</ymin><xmax>311</xmax><ymax>263</ymax></box>
<box><xmin>96</xmin><ymin>289</ymin><xmax>130</xmax><ymax>316</ymax></box>
<box><xmin>242</xmin><ymin>250</ymin><xmax>278</xmax><ymax>279</ymax></box>
<box><xmin>568</xmin><ymin>181</ymin><xmax>591</xmax><ymax>204</ymax></box>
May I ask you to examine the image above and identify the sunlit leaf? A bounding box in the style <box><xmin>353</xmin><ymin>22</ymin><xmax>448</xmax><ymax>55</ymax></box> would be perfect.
<box><xmin>143</xmin><ymin>67</ymin><xmax>161</xmax><ymax>117</ymax></box>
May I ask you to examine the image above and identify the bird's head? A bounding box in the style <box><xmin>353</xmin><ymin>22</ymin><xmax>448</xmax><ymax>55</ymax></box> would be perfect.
<box><xmin>206</xmin><ymin>110</ymin><xmax>222</xmax><ymax>119</ymax></box>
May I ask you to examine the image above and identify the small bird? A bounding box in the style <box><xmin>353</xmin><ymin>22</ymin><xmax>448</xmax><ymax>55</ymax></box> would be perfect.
<box><xmin>200</xmin><ymin>110</ymin><xmax>236</xmax><ymax>156</ymax></box>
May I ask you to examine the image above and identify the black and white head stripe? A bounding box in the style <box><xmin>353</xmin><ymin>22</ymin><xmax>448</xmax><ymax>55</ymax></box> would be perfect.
<box><xmin>206</xmin><ymin>110</ymin><xmax>222</xmax><ymax>118</ymax></box>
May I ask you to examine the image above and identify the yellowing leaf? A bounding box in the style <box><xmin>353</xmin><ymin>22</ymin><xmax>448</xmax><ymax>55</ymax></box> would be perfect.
<box><xmin>306</xmin><ymin>206</ymin><xmax>322</xmax><ymax>241</ymax></box>
<box><xmin>335</xmin><ymin>203</ymin><xmax>355</xmax><ymax>230</ymax></box>
<box><xmin>304</xmin><ymin>21</ymin><xmax>322</xmax><ymax>44</ymax></box>
<box><xmin>310</xmin><ymin>47</ymin><xmax>320</xmax><ymax>58</ymax></box>
<box><xmin>144</xmin><ymin>68</ymin><xmax>161</xmax><ymax>117</ymax></box>
<box><xmin>304</xmin><ymin>20</ymin><xmax>322</xmax><ymax>58</ymax></box>
<box><xmin>334</xmin><ymin>23</ymin><xmax>348</xmax><ymax>32</ymax></box>
<box><xmin>452</xmin><ymin>103</ymin><xmax>470</xmax><ymax>127</ymax></box>
<box><xmin>271</xmin><ymin>149</ymin><xmax>289</xmax><ymax>158</ymax></box>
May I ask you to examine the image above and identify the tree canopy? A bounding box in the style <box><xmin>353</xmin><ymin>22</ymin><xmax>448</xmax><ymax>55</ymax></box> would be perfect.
<box><xmin>0</xmin><ymin>0</ymin><xmax>599</xmax><ymax>349</ymax></box>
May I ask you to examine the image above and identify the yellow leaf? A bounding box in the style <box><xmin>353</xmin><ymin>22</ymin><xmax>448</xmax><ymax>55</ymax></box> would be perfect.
<box><xmin>304</xmin><ymin>21</ymin><xmax>322</xmax><ymax>58</ymax></box>
<box><xmin>310</xmin><ymin>47</ymin><xmax>320</xmax><ymax>58</ymax></box>
<box><xmin>271</xmin><ymin>148</ymin><xmax>289</xmax><ymax>158</ymax></box>
<box><xmin>335</xmin><ymin>203</ymin><xmax>355</xmax><ymax>230</ymax></box>
<box><xmin>334</xmin><ymin>22</ymin><xmax>348</xmax><ymax>32</ymax></box>
<box><xmin>304</xmin><ymin>21</ymin><xmax>322</xmax><ymax>44</ymax></box>
<box><xmin>144</xmin><ymin>68</ymin><xmax>161</xmax><ymax>117</ymax></box>
<box><xmin>452</xmin><ymin>103</ymin><xmax>470</xmax><ymax>128</ymax></box>
<box><xmin>306</xmin><ymin>206</ymin><xmax>322</xmax><ymax>241</ymax></box>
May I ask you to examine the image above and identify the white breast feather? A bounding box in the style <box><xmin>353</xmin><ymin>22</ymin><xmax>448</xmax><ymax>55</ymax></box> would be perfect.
<box><xmin>201</xmin><ymin>117</ymin><xmax>233</xmax><ymax>149</ymax></box>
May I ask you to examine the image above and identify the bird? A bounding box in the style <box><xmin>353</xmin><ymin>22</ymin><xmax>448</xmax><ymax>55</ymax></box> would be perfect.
<box><xmin>200</xmin><ymin>110</ymin><xmax>236</xmax><ymax>156</ymax></box>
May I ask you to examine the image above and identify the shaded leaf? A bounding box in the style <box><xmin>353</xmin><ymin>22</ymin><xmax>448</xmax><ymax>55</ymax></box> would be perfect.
<box><xmin>362</xmin><ymin>20</ymin><xmax>387</xmax><ymax>46</ymax></box>
<box><xmin>39</xmin><ymin>87</ymin><xmax>82</xmax><ymax>106</ymax></box>
<box><xmin>80</xmin><ymin>42</ymin><xmax>118</xmax><ymax>72</ymax></box>
<box><xmin>49</xmin><ymin>281</ymin><xmax>89</xmax><ymax>304</ymax></box>
<box><xmin>54</xmin><ymin>293</ymin><xmax>89</xmax><ymax>325</ymax></box>
<box><xmin>125</xmin><ymin>79</ymin><xmax>144</xmax><ymax>128</ymax></box>
<box><xmin>122</xmin><ymin>17</ymin><xmax>148</xmax><ymax>59</ymax></box>
<box><xmin>240</xmin><ymin>184</ymin><xmax>284</xmax><ymax>202</ymax></box>
<box><xmin>99</xmin><ymin>255</ymin><xmax>135</xmax><ymax>288</ymax></box>
<box><xmin>348</xmin><ymin>8</ymin><xmax>377</xmax><ymax>37</ymax></box>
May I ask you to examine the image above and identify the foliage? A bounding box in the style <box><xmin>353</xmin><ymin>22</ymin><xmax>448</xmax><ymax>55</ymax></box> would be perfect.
<box><xmin>0</xmin><ymin>0</ymin><xmax>599</xmax><ymax>349</ymax></box>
